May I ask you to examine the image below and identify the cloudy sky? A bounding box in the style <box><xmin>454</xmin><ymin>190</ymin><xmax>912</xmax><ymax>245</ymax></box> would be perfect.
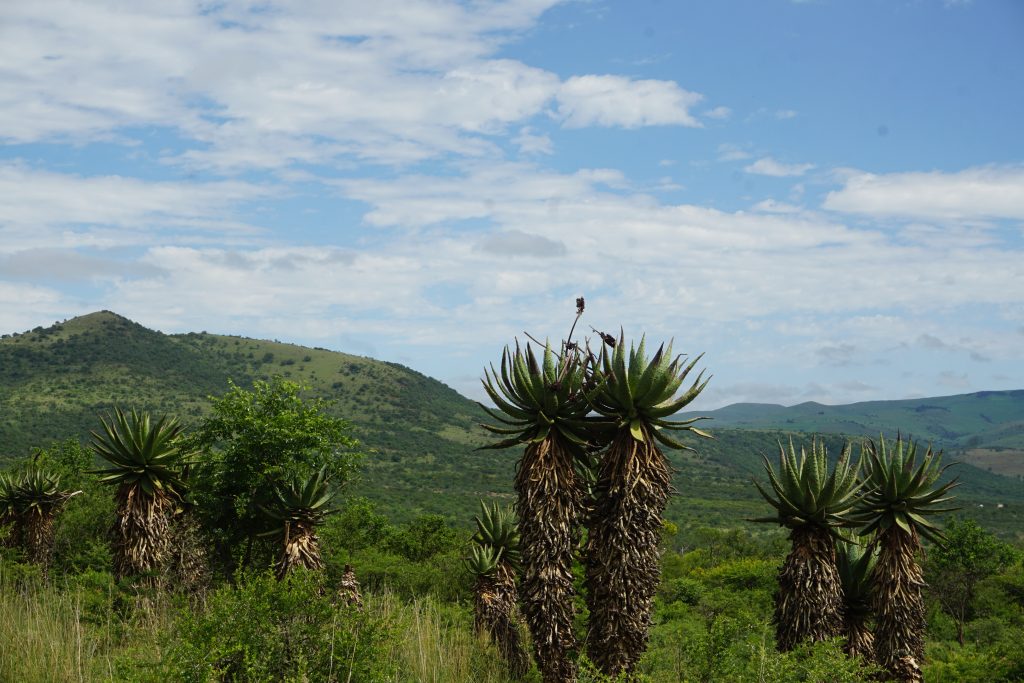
<box><xmin>1</xmin><ymin>0</ymin><xmax>1022</xmax><ymax>408</ymax></box>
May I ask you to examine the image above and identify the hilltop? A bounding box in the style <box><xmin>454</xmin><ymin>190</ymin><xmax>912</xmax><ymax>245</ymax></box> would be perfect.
<box><xmin>1</xmin><ymin>313</ymin><xmax>1021</xmax><ymax>534</ymax></box>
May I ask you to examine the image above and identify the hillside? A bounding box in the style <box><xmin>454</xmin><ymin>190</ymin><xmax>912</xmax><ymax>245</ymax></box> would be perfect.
<box><xmin>680</xmin><ymin>391</ymin><xmax>1024</xmax><ymax>478</ymax></box>
<box><xmin>1</xmin><ymin>313</ymin><xmax>1021</xmax><ymax>536</ymax></box>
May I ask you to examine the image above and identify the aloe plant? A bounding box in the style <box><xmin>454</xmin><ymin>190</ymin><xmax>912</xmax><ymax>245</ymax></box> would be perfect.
<box><xmin>584</xmin><ymin>334</ymin><xmax>710</xmax><ymax>676</ymax></box>
<box><xmin>480</xmin><ymin>338</ymin><xmax>598</xmax><ymax>683</ymax></box>
<box><xmin>753</xmin><ymin>439</ymin><xmax>862</xmax><ymax>651</ymax></box>
<box><xmin>836</xmin><ymin>535</ymin><xmax>877</xmax><ymax>662</ymax></box>
<box><xmin>853</xmin><ymin>436</ymin><xmax>958</xmax><ymax>682</ymax></box>
<box><xmin>8</xmin><ymin>470</ymin><xmax>81</xmax><ymax>570</ymax></box>
<box><xmin>467</xmin><ymin>501</ymin><xmax>529</xmax><ymax>678</ymax></box>
<box><xmin>91</xmin><ymin>407</ymin><xmax>188</xmax><ymax>583</ymax></box>
<box><xmin>261</xmin><ymin>467</ymin><xmax>335</xmax><ymax>579</ymax></box>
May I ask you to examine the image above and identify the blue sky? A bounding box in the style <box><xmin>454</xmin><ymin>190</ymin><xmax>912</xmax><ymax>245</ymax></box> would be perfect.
<box><xmin>1</xmin><ymin>0</ymin><xmax>1022</xmax><ymax>408</ymax></box>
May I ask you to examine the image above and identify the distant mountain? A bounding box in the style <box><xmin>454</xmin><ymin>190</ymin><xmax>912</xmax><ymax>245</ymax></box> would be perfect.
<box><xmin>2</xmin><ymin>313</ymin><xmax>1021</xmax><ymax>535</ymax></box>
<box><xmin>681</xmin><ymin>391</ymin><xmax>1024</xmax><ymax>477</ymax></box>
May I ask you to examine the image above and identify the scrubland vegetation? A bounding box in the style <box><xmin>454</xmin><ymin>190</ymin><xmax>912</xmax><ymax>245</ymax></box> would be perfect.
<box><xmin>1</xmin><ymin>310</ymin><xmax>1022</xmax><ymax>681</ymax></box>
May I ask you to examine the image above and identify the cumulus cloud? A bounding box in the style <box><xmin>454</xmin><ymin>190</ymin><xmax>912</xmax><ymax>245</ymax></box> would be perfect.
<box><xmin>822</xmin><ymin>166</ymin><xmax>1024</xmax><ymax>222</ymax></box>
<box><xmin>744</xmin><ymin>157</ymin><xmax>815</xmax><ymax>177</ymax></box>
<box><xmin>556</xmin><ymin>75</ymin><xmax>703</xmax><ymax>128</ymax></box>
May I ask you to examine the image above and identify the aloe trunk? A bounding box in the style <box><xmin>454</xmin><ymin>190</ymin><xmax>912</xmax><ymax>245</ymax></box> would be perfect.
<box><xmin>874</xmin><ymin>528</ymin><xmax>925</xmax><ymax>682</ymax></box>
<box><xmin>516</xmin><ymin>435</ymin><xmax>582</xmax><ymax>683</ymax></box>
<box><xmin>113</xmin><ymin>484</ymin><xmax>174</xmax><ymax>583</ymax></box>
<box><xmin>775</xmin><ymin>526</ymin><xmax>844</xmax><ymax>650</ymax></box>
<box><xmin>585</xmin><ymin>426</ymin><xmax>671</xmax><ymax>674</ymax></box>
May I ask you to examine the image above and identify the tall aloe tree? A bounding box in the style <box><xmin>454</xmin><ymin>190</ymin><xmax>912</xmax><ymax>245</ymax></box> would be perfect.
<box><xmin>467</xmin><ymin>501</ymin><xmax>529</xmax><ymax>679</ymax></box>
<box><xmin>13</xmin><ymin>469</ymin><xmax>82</xmax><ymax>571</ymax></box>
<box><xmin>480</xmin><ymin>339</ymin><xmax>597</xmax><ymax>683</ymax></box>
<box><xmin>584</xmin><ymin>334</ymin><xmax>710</xmax><ymax>676</ymax></box>
<box><xmin>91</xmin><ymin>407</ymin><xmax>188</xmax><ymax>582</ymax></box>
<box><xmin>837</xmin><ymin>535</ymin><xmax>876</xmax><ymax>662</ymax></box>
<box><xmin>753</xmin><ymin>439</ymin><xmax>862</xmax><ymax>651</ymax></box>
<box><xmin>261</xmin><ymin>467</ymin><xmax>334</xmax><ymax>580</ymax></box>
<box><xmin>853</xmin><ymin>436</ymin><xmax>958</xmax><ymax>683</ymax></box>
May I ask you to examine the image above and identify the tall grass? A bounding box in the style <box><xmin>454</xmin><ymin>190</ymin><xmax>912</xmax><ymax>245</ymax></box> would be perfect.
<box><xmin>0</xmin><ymin>565</ymin><xmax>168</xmax><ymax>682</ymax></box>
<box><xmin>0</xmin><ymin>562</ymin><xmax>529</xmax><ymax>683</ymax></box>
<box><xmin>373</xmin><ymin>591</ymin><xmax>530</xmax><ymax>683</ymax></box>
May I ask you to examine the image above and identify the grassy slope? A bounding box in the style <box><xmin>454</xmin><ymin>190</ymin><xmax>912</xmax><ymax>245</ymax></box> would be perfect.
<box><xmin>2</xmin><ymin>312</ymin><xmax>1021</xmax><ymax>535</ymax></box>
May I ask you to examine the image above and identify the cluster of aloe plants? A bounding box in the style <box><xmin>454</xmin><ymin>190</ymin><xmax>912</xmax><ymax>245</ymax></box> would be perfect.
<box><xmin>2</xmin><ymin>404</ymin><xmax>343</xmax><ymax>595</ymax></box>
<box><xmin>753</xmin><ymin>435</ymin><xmax>959</xmax><ymax>683</ymax></box>
<box><xmin>479</xmin><ymin>300</ymin><xmax>711</xmax><ymax>681</ymax></box>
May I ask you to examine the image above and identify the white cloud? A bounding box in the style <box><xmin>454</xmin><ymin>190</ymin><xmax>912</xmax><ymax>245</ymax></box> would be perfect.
<box><xmin>512</xmin><ymin>126</ymin><xmax>554</xmax><ymax>155</ymax></box>
<box><xmin>775</xmin><ymin>109</ymin><xmax>798</xmax><ymax>120</ymax></box>
<box><xmin>717</xmin><ymin>143</ymin><xmax>752</xmax><ymax>162</ymax></box>
<box><xmin>704</xmin><ymin>106</ymin><xmax>732</xmax><ymax>120</ymax></box>
<box><xmin>752</xmin><ymin>199</ymin><xmax>803</xmax><ymax>214</ymax></box>
<box><xmin>0</xmin><ymin>163</ymin><xmax>271</xmax><ymax>252</ymax></box>
<box><xmin>744</xmin><ymin>157</ymin><xmax>814</xmax><ymax>177</ymax></box>
<box><xmin>556</xmin><ymin>75</ymin><xmax>703</xmax><ymax>128</ymax></box>
<box><xmin>822</xmin><ymin>166</ymin><xmax>1024</xmax><ymax>222</ymax></box>
<box><xmin>0</xmin><ymin>1</ymin><xmax>702</xmax><ymax>171</ymax></box>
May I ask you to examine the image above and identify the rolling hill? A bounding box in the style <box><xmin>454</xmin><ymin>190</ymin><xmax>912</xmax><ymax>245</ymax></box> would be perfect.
<box><xmin>680</xmin><ymin>391</ymin><xmax>1024</xmax><ymax>477</ymax></box>
<box><xmin>1</xmin><ymin>312</ymin><xmax>1021</xmax><ymax>536</ymax></box>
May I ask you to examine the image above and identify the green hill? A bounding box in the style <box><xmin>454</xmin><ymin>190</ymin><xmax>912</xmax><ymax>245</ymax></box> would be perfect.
<box><xmin>2</xmin><ymin>313</ymin><xmax>1021</xmax><ymax>536</ymax></box>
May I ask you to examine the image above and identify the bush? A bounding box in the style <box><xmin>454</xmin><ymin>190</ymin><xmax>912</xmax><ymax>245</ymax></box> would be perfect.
<box><xmin>164</xmin><ymin>570</ymin><xmax>395</xmax><ymax>682</ymax></box>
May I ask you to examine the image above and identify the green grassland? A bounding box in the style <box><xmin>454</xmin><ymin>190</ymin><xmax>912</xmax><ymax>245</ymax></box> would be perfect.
<box><xmin>2</xmin><ymin>312</ymin><xmax>1022</xmax><ymax>537</ymax></box>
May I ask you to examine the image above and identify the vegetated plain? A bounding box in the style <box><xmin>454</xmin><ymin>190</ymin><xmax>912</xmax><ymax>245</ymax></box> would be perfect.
<box><xmin>1</xmin><ymin>312</ymin><xmax>1022</xmax><ymax>682</ymax></box>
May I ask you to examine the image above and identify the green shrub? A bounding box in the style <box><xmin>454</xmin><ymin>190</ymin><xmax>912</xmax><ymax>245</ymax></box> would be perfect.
<box><xmin>659</xmin><ymin>576</ymin><xmax>704</xmax><ymax>605</ymax></box>
<box><xmin>164</xmin><ymin>570</ymin><xmax>395</xmax><ymax>682</ymax></box>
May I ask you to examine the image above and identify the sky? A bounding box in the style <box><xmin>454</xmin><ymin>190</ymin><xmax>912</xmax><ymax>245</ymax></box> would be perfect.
<box><xmin>1</xmin><ymin>0</ymin><xmax>1023</xmax><ymax>409</ymax></box>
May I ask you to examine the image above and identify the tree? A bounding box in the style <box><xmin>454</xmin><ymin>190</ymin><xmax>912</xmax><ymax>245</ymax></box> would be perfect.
<box><xmin>853</xmin><ymin>436</ymin><xmax>959</xmax><ymax>683</ymax></box>
<box><xmin>480</xmin><ymin>340</ymin><xmax>596</xmax><ymax>683</ymax></box>
<box><xmin>752</xmin><ymin>440</ymin><xmax>862</xmax><ymax>652</ymax></box>
<box><xmin>584</xmin><ymin>334</ymin><xmax>710</xmax><ymax>676</ymax></box>
<box><xmin>91</xmin><ymin>407</ymin><xmax>188</xmax><ymax>583</ymax></box>
<box><xmin>190</xmin><ymin>378</ymin><xmax>362</xmax><ymax>573</ymax></box>
<box><xmin>927</xmin><ymin>518</ymin><xmax>1017</xmax><ymax>646</ymax></box>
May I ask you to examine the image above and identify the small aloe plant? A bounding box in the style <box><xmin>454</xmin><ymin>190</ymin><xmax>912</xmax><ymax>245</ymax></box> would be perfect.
<box><xmin>466</xmin><ymin>501</ymin><xmax>528</xmax><ymax>678</ymax></box>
